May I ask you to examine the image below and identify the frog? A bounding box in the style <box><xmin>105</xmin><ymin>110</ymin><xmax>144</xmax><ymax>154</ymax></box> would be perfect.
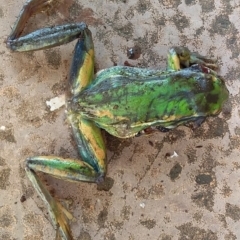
<box><xmin>6</xmin><ymin>0</ymin><xmax>229</xmax><ymax>239</ymax></box>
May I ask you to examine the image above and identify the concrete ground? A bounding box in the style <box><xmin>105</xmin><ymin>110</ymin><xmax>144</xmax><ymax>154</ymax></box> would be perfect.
<box><xmin>0</xmin><ymin>0</ymin><xmax>240</xmax><ymax>239</ymax></box>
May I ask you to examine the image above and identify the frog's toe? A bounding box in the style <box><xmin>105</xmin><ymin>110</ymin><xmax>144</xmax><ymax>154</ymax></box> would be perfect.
<box><xmin>189</xmin><ymin>52</ymin><xmax>218</xmax><ymax>70</ymax></box>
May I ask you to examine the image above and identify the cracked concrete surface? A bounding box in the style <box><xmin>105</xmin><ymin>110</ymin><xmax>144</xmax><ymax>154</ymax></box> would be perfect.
<box><xmin>0</xmin><ymin>0</ymin><xmax>240</xmax><ymax>239</ymax></box>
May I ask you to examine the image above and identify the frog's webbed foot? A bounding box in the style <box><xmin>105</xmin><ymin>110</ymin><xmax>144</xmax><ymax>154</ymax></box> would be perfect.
<box><xmin>167</xmin><ymin>47</ymin><xmax>218</xmax><ymax>71</ymax></box>
<box><xmin>26</xmin><ymin>168</ymin><xmax>75</xmax><ymax>240</ymax></box>
<box><xmin>26</xmin><ymin>154</ymin><xmax>104</xmax><ymax>240</ymax></box>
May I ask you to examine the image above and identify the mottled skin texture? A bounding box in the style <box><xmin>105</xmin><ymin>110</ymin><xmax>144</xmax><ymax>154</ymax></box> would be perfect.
<box><xmin>6</xmin><ymin>0</ymin><xmax>229</xmax><ymax>239</ymax></box>
<box><xmin>74</xmin><ymin>65</ymin><xmax>228</xmax><ymax>137</ymax></box>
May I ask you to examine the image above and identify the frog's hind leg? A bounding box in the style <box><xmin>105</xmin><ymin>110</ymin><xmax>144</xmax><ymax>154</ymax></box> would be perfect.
<box><xmin>25</xmin><ymin>154</ymin><xmax>101</xmax><ymax>240</ymax></box>
<box><xmin>7</xmin><ymin>0</ymin><xmax>87</xmax><ymax>52</ymax></box>
<box><xmin>25</xmin><ymin>28</ymin><xmax>107</xmax><ymax>240</ymax></box>
<box><xmin>167</xmin><ymin>47</ymin><xmax>218</xmax><ymax>71</ymax></box>
<box><xmin>68</xmin><ymin>28</ymin><xmax>95</xmax><ymax>95</ymax></box>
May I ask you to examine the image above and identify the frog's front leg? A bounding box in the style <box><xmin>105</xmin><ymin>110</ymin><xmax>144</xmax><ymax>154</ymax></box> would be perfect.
<box><xmin>167</xmin><ymin>46</ymin><xmax>218</xmax><ymax>71</ymax></box>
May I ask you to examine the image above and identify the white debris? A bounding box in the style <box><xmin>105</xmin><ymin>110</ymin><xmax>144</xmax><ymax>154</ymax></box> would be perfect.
<box><xmin>170</xmin><ymin>151</ymin><xmax>178</xmax><ymax>158</ymax></box>
<box><xmin>0</xmin><ymin>126</ymin><xmax>6</xmax><ymax>131</ymax></box>
<box><xmin>140</xmin><ymin>202</ymin><xmax>145</xmax><ymax>208</ymax></box>
<box><xmin>46</xmin><ymin>94</ymin><xmax>66</xmax><ymax>111</ymax></box>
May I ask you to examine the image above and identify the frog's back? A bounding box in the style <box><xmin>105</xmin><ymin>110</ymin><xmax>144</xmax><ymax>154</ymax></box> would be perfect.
<box><xmin>73</xmin><ymin>66</ymin><xmax>228</xmax><ymax>138</ymax></box>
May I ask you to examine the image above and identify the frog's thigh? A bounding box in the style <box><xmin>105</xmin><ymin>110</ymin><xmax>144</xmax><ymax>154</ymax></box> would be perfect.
<box><xmin>68</xmin><ymin>113</ymin><xmax>107</xmax><ymax>178</ymax></box>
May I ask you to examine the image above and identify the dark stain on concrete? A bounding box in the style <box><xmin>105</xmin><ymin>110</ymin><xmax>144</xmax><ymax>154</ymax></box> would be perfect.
<box><xmin>177</xmin><ymin>222</ymin><xmax>217</xmax><ymax>240</ymax></box>
<box><xmin>161</xmin><ymin>0</ymin><xmax>181</xmax><ymax>8</ymax></box>
<box><xmin>191</xmin><ymin>189</ymin><xmax>214</xmax><ymax>211</ymax></box>
<box><xmin>226</xmin><ymin>32</ymin><xmax>240</xmax><ymax>59</ymax></box>
<box><xmin>148</xmin><ymin>183</ymin><xmax>165</xmax><ymax>199</ymax></box>
<box><xmin>193</xmin><ymin>117</ymin><xmax>229</xmax><ymax>139</ymax></box>
<box><xmin>106</xmin><ymin>133</ymin><xmax>132</xmax><ymax>157</ymax></box>
<box><xmin>199</xmin><ymin>0</ymin><xmax>215</xmax><ymax>13</ymax></box>
<box><xmin>103</xmin><ymin>231</ymin><xmax>116</xmax><ymax>240</ymax></box>
<box><xmin>160</xmin><ymin>234</ymin><xmax>173</xmax><ymax>240</ymax></box>
<box><xmin>195</xmin><ymin>174</ymin><xmax>213</xmax><ymax>185</ymax></box>
<box><xmin>0</xmin><ymin>128</ymin><xmax>16</xmax><ymax>143</ymax></box>
<box><xmin>224</xmin><ymin>232</ymin><xmax>237</xmax><ymax>240</ymax></box>
<box><xmin>97</xmin><ymin>177</ymin><xmax>114</xmax><ymax>191</ymax></box>
<box><xmin>211</xmin><ymin>14</ymin><xmax>235</xmax><ymax>36</ymax></box>
<box><xmin>225</xmin><ymin>203</ymin><xmax>240</xmax><ymax>221</ymax></box>
<box><xmin>0</xmin><ymin>213</ymin><xmax>13</xmax><ymax>228</ymax></box>
<box><xmin>44</xmin><ymin>49</ymin><xmax>61</xmax><ymax>70</ymax></box>
<box><xmin>0</xmin><ymin>156</ymin><xmax>6</xmax><ymax>166</ymax></box>
<box><xmin>186</xmin><ymin>147</ymin><xmax>197</xmax><ymax>164</ymax></box>
<box><xmin>221</xmin><ymin>182</ymin><xmax>232</xmax><ymax>197</ymax></box>
<box><xmin>121</xmin><ymin>205</ymin><xmax>131</xmax><ymax>221</ymax></box>
<box><xmin>137</xmin><ymin>0</ymin><xmax>152</xmax><ymax>14</ymax></box>
<box><xmin>78</xmin><ymin>231</ymin><xmax>92</xmax><ymax>240</ymax></box>
<box><xmin>114</xmin><ymin>23</ymin><xmax>134</xmax><ymax>39</ymax></box>
<box><xmin>0</xmin><ymin>168</ymin><xmax>11</xmax><ymax>190</ymax></box>
<box><xmin>97</xmin><ymin>207</ymin><xmax>108</xmax><ymax>228</ymax></box>
<box><xmin>110</xmin><ymin>219</ymin><xmax>124</xmax><ymax>230</ymax></box>
<box><xmin>172</xmin><ymin>14</ymin><xmax>190</xmax><ymax>32</ymax></box>
<box><xmin>56</xmin><ymin>0</ymin><xmax>101</xmax><ymax>26</ymax></box>
<box><xmin>51</xmin><ymin>81</ymin><xmax>67</xmax><ymax>95</ymax></box>
<box><xmin>199</xmin><ymin>146</ymin><xmax>217</xmax><ymax>173</ymax></box>
<box><xmin>165</xmin><ymin>129</ymin><xmax>186</xmax><ymax>144</ymax></box>
<box><xmin>139</xmin><ymin>218</ymin><xmax>156</xmax><ymax>229</ymax></box>
<box><xmin>0</xmin><ymin>8</ymin><xmax>3</xmax><ymax>18</ymax></box>
<box><xmin>185</xmin><ymin>0</ymin><xmax>196</xmax><ymax>6</ymax></box>
<box><xmin>169</xmin><ymin>163</ymin><xmax>182</xmax><ymax>181</ymax></box>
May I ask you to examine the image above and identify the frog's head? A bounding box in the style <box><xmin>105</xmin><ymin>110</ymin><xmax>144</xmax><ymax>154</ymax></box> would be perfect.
<box><xmin>191</xmin><ymin>64</ymin><xmax>229</xmax><ymax>115</ymax></box>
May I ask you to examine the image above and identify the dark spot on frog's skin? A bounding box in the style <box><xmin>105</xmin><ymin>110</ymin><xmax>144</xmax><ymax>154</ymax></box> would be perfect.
<box><xmin>169</xmin><ymin>163</ymin><xmax>182</xmax><ymax>181</ymax></box>
<box><xmin>206</xmin><ymin>93</ymin><xmax>219</xmax><ymax>104</ymax></box>
<box><xmin>195</xmin><ymin>174</ymin><xmax>213</xmax><ymax>185</ymax></box>
<box><xmin>113</xmin><ymin>105</ymin><xmax>119</xmax><ymax>109</ymax></box>
<box><xmin>127</xmin><ymin>46</ymin><xmax>141</xmax><ymax>60</ymax></box>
